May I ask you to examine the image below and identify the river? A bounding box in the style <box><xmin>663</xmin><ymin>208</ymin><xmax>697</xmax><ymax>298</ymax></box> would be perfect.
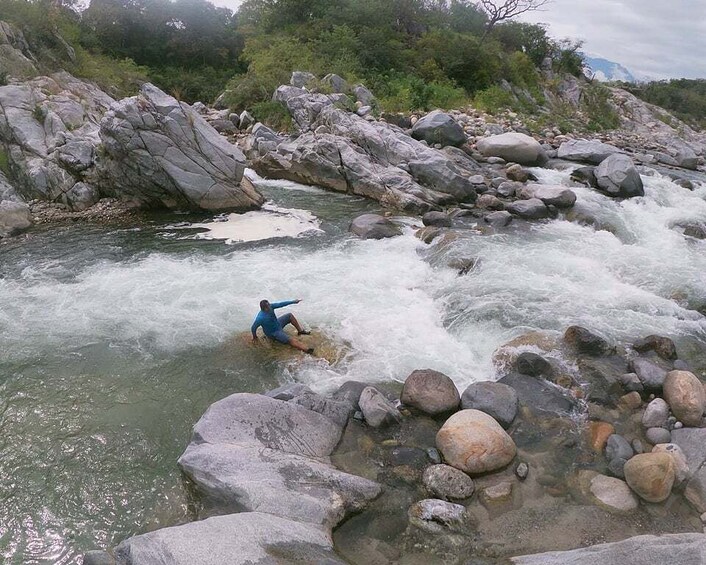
<box><xmin>0</xmin><ymin>167</ymin><xmax>705</xmax><ymax>563</ymax></box>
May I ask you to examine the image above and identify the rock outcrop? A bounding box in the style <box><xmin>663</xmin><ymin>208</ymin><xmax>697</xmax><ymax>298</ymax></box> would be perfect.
<box><xmin>97</xmin><ymin>84</ymin><xmax>263</xmax><ymax>211</ymax></box>
<box><xmin>251</xmin><ymin>81</ymin><xmax>478</xmax><ymax>212</ymax></box>
<box><xmin>0</xmin><ymin>72</ymin><xmax>262</xmax><ymax>212</ymax></box>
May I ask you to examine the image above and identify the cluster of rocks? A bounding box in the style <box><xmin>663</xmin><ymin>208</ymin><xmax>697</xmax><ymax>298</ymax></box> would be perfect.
<box><xmin>86</xmin><ymin>324</ymin><xmax>706</xmax><ymax>564</ymax></box>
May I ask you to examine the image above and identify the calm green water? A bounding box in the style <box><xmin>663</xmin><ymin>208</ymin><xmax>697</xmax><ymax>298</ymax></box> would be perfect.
<box><xmin>1</xmin><ymin>170</ymin><xmax>705</xmax><ymax>563</ymax></box>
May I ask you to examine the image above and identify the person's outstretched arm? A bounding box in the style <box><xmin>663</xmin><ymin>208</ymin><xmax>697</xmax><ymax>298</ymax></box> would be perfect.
<box><xmin>270</xmin><ymin>299</ymin><xmax>301</xmax><ymax>309</ymax></box>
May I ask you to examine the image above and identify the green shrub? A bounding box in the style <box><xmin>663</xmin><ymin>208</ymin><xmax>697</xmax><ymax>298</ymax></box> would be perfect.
<box><xmin>250</xmin><ymin>101</ymin><xmax>293</xmax><ymax>132</ymax></box>
<box><xmin>582</xmin><ymin>84</ymin><xmax>620</xmax><ymax>131</ymax></box>
<box><xmin>473</xmin><ymin>85</ymin><xmax>515</xmax><ymax>114</ymax></box>
<box><xmin>0</xmin><ymin>147</ymin><xmax>10</xmax><ymax>176</ymax></box>
<box><xmin>71</xmin><ymin>48</ymin><xmax>148</xmax><ymax>98</ymax></box>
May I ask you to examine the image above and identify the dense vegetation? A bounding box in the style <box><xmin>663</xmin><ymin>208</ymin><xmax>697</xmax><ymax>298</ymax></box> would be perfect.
<box><xmin>624</xmin><ymin>79</ymin><xmax>706</xmax><ymax>129</ymax></box>
<box><xmin>0</xmin><ymin>0</ymin><xmax>584</xmax><ymax>111</ymax></box>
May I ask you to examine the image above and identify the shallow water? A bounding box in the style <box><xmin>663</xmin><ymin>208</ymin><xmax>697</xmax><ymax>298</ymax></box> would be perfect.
<box><xmin>0</xmin><ymin>167</ymin><xmax>705</xmax><ymax>562</ymax></box>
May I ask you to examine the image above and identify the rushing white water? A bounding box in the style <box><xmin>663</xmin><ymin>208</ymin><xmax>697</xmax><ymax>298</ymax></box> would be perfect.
<box><xmin>2</xmin><ymin>168</ymin><xmax>706</xmax><ymax>393</ymax></box>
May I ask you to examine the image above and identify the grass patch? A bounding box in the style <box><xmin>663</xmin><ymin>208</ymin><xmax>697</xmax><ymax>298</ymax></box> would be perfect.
<box><xmin>250</xmin><ymin>100</ymin><xmax>293</xmax><ymax>132</ymax></box>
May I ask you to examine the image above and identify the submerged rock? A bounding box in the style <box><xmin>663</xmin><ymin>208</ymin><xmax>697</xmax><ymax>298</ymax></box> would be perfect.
<box><xmin>359</xmin><ymin>386</ymin><xmax>401</xmax><ymax>428</ymax></box>
<box><xmin>422</xmin><ymin>464</ymin><xmax>475</xmax><ymax>501</ymax></box>
<box><xmin>498</xmin><ymin>372</ymin><xmax>577</xmax><ymax>419</ymax></box>
<box><xmin>408</xmin><ymin>499</ymin><xmax>468</xmax><ymax>533</ymax></box>
<box><xmin>564</xmin><ymin>326</ymin><xmax>611</xmax><ymax>356</ymax></box>
<box><xmin>633</xmin><ymin>335</ymin><xmax>678</xmax><ymax>360</ymax></box>
<box><xmin>630</xmin><ymin>357</ymin><xmax>668</xmax><ymax>390</ymax></box>
<box><xmin>436</xmin><ymin>409</ymin><xmax>516</xmax><ymax>474</ymax></box>
<box><xmin>589</xmin><ymin>474</ymin><xmax>639</xmax><ymax>513</ymax></box>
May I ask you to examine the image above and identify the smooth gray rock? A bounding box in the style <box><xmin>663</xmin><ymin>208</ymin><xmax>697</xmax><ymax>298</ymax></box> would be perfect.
<box><xmin>114</xmin><ymin>512</ymin><xmax>344</xmax><ymax>565</ymax></box>
<box><xmin>460</xmin><ymin>382</ymin><xmax>518</xmax><ymax>429</ymax></box>
<box><xmin>511</xmin><ymin>533</ymin><xmax>706</xmax><ymax>565</ymax></box>
<box><xmin>287</xmin><ymin>389</ymin><xmax>353</xmax><ymax>427</ymax></box>
<box><xmin>631</xmin><ymin>357</ymin><xmax>668</xmax><ymax>390</ymax></box>
<box><xmin>332</xmin><ymin>380</ymin><xmax>369</xmax><ymax>409</ymax></box>
<box><xmin>484</xmin><ymin>210</ymin><xmax>513</xmax><ymax>227</ymax></box>
<box><xmin>98</xmin><ymin>84</ymin><xmax>263</xmax><ymax>211</ymax></box>
<box><xmin>618</xmin><ymin>372</ymin><xmax>644</xmax><ymax>393</ymax></box>
<box><xmin>349</xmin><ymin>214</ymin><xmax>401</xmax><ymax>239</ymax></box>
<box><xmin>505</xmin><ymin>198</ymin><xmax>549</xmax><ymax>219</ymax></box>
<box><xmin>239</xmin><ymin>110</ymin><xmax>254</xmax><ymax>129</ymax></box>
<box><xmin>518</xmin><ymin>184</ymin><xmax>577</xmax><ymax>208</ymax></box>
<box><xmin>189</xmin><ymin>393</ymin><xmax>342</xmax><ymax>457</ymax></box>
<box><xmin>642</xmin><ymin>398</ymin><xmax>670</xmax><ymax>429</ymax></box>
<box><xmin>646</xmin><ymin>427</ymin><xmax>671</xmax><ymax>445</ymax></box>
<box><xmin>476</xmin><ymin>132</ymin><xmax>548</xmax><ymax>166</ymax></box>
<box><xmin>423</xmin><ymin>464</ymin><xmax>474</xmax><ymax>501</ymax></box>
<box><xmin>0</xmin><ymin>200</ymin><xmax>32</xmax><ymax>237</ymax></box>
<box><xmin>179</xmin><ymin>443</ymin><xmax>380</xmax><ymax>528</ymax></box>
<box><xmin>359</xmin><ymin>386</ymin><xmax>401</xmax><ymax>428</ymax></box>
<box><xmin>411</xmin><ymin>110</ymin><xmax>466</xmax><ymax>148</ymax></box>
<box><xmin>557</xmin><ymin>139</ymin><xmax>622</xmax><ymax>164</ymax></box>
<box><xmin>595</xmin><ymin>154</ymin><xmax>645</xmax><ymax>198</ymax></box>
<box><xmin>608</xmin><ymin>457</ymin><xmax>628</xmax><ymax>479</ymax></box>
<box><xmin>498</xmin><ymin>372</ymin><xmax>577</xmax><ymax>418</ymax></box>
<box><xmin>422</xmin><ymin>211</ymin><xmax>452</xmax><ymax>227</ymax></box>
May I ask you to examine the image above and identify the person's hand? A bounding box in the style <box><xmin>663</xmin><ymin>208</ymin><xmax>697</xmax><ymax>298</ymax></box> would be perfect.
<box><xmin>295</xmin><ymin>299</ymin><xmax>302</xmax><ymax>304</ymax></box>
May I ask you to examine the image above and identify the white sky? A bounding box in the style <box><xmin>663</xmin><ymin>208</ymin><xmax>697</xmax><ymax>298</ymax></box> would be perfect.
<box><xmin>212</xmin><ymin>0</ymin><xmax>706</xmax><ymax>80</ymax></box>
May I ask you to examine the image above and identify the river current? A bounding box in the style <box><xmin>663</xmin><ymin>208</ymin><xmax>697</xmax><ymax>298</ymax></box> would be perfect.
<box><xmin>1</xmin><ymin>167</ymin><xmax>705</xmax><ymax>563</ymax></box>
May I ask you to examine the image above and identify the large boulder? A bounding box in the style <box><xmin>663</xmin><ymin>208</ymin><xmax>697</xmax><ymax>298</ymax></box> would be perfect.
<box><xmin>476</xmin><ymin>132</ymin><xmax>547</xmax><ymax>166</ymax></box>
<box><xmin>178</xmin><ymin>393</ymin><xmax>381</xmax><ymax>528</ymax></box>
<box><xmin>0</xmin><ymin>199</ymin><xmax>32</xmax><ymax>237</ymax></box>
<box><xmin>401</xmin><ymin>369</ymin><xmax>460</xmax><ymax>415</ymax></box>
<box><xmin>114</xmin><ymin>512</ymin><xmax>344</xmax><ymax>565</ymax></box>
<box><xmin>460</xmin><ymin>382</ymin><xmax>518</xmax><ymax>428</ymax></box>
<box><xmin>663</xmin><ymin>370</ymin><xmax>705</xmax><ymax>427</ymax></box>
<box><xmin>557</xmin><ymin>139</ymin><xmax>622</xmax><ymax>164</ymax></box>
<box><xmin>623</xmin><ymin>452</ymin><xmax>675</xmax><ymax>503</ymax></box>
<box><xmin>98</xmin><ymin>84</ymin><xmax>264</xmax><ymax>211</ymax></box>
<box><xmin>411</xmin><ymin>110</ymin><xmax>466</xmax><ymax>148</ymax></box>
<box><xmin>594</xmin><ymin>154</ymin><xmax>645</xmax><ymax>198</ymax></box>
<box><xmin>359</xmin><ymin>386</ymin><xmax>401</xmax><ymax>427</ymax></box>
<box><xmin>256</xmin><ymin>94</ymin><xmax>478</xmax><ymax>212</ymax></box>
<box><xmin>349</xmin><ymin>213</ymin><xmax>401</xmax><ymax>239</ymax></box>
<box><xmin>436</xmin><ymin>409</ymin><xmax>517</xmax><ymax>474</ymax></box>
<box><xmin>511</xmin><ymin>534</ymin><xmax>706</xmax><ymax>565</ymax></box>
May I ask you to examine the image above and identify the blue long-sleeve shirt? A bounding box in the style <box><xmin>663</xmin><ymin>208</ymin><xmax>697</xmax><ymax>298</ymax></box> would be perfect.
<box><xmin>251</xmin><ymin>300</ymin><xmax>297</xmax><ymax>337</ymax></box>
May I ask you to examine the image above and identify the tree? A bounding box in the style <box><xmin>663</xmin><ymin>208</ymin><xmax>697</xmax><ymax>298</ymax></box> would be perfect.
<box><xmin>475</xmin><ymin>0</ymin><xmax>550</xmax><ymax>36</ymax></box>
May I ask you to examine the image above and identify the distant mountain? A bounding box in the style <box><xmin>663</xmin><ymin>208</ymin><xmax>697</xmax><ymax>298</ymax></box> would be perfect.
<box><xmin>583</xmin><ymin>56</ymin><xmax>636</xmax><ymax>83</ymax></box>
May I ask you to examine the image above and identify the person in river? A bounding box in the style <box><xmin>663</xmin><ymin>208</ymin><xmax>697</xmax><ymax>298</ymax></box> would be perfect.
<box><xmin>251</xmin><ymin>299</ymin><xmax>314</xmax><ymax>353</ymax></box>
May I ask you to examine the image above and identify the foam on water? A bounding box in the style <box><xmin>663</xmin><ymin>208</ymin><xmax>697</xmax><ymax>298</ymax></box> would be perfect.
<box><xmin>176</xmin><ymin>203</ymin><xmax>323</xmax><ymax>244</ymax></box>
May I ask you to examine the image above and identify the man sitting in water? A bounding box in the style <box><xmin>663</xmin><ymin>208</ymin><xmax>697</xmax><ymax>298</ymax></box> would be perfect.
<box><xmin>251</xmin><ymin>299</ymin><xmax>314</xmax><ymax>353</ymax></box>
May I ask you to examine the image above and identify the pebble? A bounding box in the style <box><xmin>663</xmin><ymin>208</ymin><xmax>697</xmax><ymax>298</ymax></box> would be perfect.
<box><xmin>515</xmin><ymin>462</ymin><xmax>529</xmax><ymax>481</ymax></box>
<box><xmin>589</xmin><ymin>421</ymin><xmax>615</xmax><ymax>452</ymax></box>
<box><xmin>642</xmin><ymin>398</ymin><xmax>669</xmax><ymax>428</ymax></box>
<box><xmin>618</xmin><ymin>392</ymin><xmax>642</xmax><ymax>410</ymax></box>
<box><xmin>646</xmin><ymin>427</ymin><xmax>671</xmax><ymax>445</ymax></box>
<box><xmin>426</xmin><ymin>447</ymin><xmax>442</xmax><ymax>464</ymax></box>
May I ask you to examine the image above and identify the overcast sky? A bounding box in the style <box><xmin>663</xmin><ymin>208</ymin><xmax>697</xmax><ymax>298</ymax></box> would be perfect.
<box><xmin>212</xmin><ymin>0</ymin><xmax>706</xmax><ymax>80</ymax></box>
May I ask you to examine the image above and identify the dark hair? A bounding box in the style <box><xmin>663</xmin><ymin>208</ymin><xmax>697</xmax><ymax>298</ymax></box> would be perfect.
<box><xmin>260</xmin><ymin>300</ymin><xmax>269</xmax><ymax>310</ymax></box>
